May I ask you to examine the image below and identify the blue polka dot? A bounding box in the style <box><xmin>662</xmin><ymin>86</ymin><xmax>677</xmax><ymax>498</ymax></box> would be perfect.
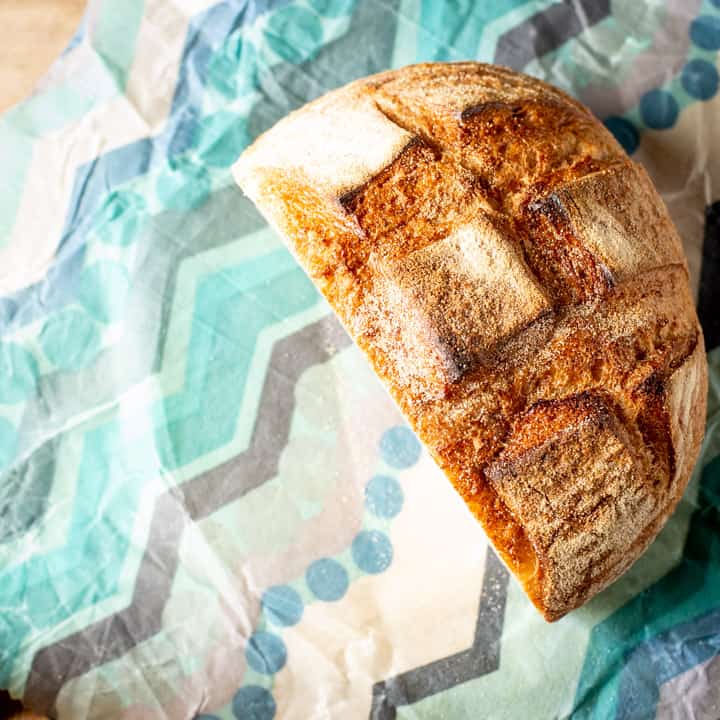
<box><xmin>0</xmin><ymin>419</ymin><xmax>18</xmax><ymax>471</ymax></box>
<box><xmin>682</xmin><ymin>58</ymin><xmax>719</xmax><ymax>100</ymax></box>
<box><xmin>365</xmin><ymin>475</ymin><xmax>403</xmax><ymax>518</ymax></box>
<box><xmin>245</xmin><ymin>632</ymin><xmax>287</xmax><ymax>675</ymax></box>
<box><xmin>352</xmin><ymin>530</ymin><xmax>393</xmax><ymax>574</ymax></box>
<box><xmin>232</xmin><ymin>686</ymin><xmax>276</xmax><ymax>720</ymax></box>
<box><xmin>40</xmin><ymin>309</ymin><xmax>101</xmax><ymax>371</ymax></box>
<box><xmin>193</xmin><ymin>111</ymin><xmax>250</xmax><ymax>168</ymax></box>
<box><xmin>690</xmin><ymin>15</ymin><xmax>720</xmax><ymax>50</ymax></box>
<box><xmin>306</xmin><ymin>558</ymin><xmax>348</xmax><ymax>601</ymax></box>
<box><xmin>0</xmin><ymin>344</ymin><xmax>38</xmax><ymax>403</ymax></box>
<box><xmin>712</xmin><ymin>0</ymin><xmax>720</xmax><ymax>8</ymax></box>
<box><xmin>639</xmin><ymin>89</ymin><xmax>679</xmax><ymax>130</ymax></box>
<box><xmin>78</xmin><ymin>263</ymin><xmax>130</xmax><ymax>323</ymax></box>
<box><xmin>604</xmin><ymin>116</ymin><xmax>639</xmax><ymax>155</ymax></box>
<box><xmin>208</xmin><ymin>35</ymin><xmax>258</xmax><ymax>98</ymax></box>
<box><xmin>157</xmin><ymin>157</ymin><xmax>210</xmax><ymax>211</ymax></box>
<box><xmin>264</xmin><ymin>6</ymin><xmax>323</xmax><ymax>64</ymax></box>
<box><xmin>262</xmin><ymin>585</ymin><xmax>303</xmax><ymax>627</ymax></box>
<box><xmin>208</xmin><ymin>53</ymin><xmax>239</xmax><ymax>98</ymax></box>
<box><xmin>379</xmin><ymin>426</ymin><xmax>421</xmax><ymax>469</ymax></box>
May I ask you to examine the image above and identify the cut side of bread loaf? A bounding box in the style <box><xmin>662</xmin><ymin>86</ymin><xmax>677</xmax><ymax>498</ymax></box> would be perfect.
<box><xmin>233</xmin><ymin>62</ymin><xmax>707</xmax><ymax>621</ymax></box>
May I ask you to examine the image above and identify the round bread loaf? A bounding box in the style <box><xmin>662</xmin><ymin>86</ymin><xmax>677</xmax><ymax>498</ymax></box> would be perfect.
<box><xmin>234</xmin><ymin>62</ymin><xmax>707</xmax><ymax>621</ymax></box>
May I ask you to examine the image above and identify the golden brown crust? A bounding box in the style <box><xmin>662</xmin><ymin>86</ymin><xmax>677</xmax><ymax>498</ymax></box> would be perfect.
<box><xmin>233</xmin><ymin>62</ymin><xmax>708</xmax><ymax>621</ymax></box>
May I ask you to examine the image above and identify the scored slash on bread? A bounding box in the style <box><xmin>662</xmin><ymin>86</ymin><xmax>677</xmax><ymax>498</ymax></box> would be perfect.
<box><xmin>233</xmin><ymin>62</ymin><xmax>707</xmax><ymax>621</ymax></box>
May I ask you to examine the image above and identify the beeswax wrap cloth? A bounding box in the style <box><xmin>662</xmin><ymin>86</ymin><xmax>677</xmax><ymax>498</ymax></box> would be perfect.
<box><xmin>1</xmin><ymin>1</ymin><xmax>720</xmax><ymax>718</ymax></box>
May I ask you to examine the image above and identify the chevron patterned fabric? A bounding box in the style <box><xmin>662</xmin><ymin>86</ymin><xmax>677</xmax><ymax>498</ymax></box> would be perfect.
<box><xmin>0</xmin><ymin>1</ymin><xmax>719</xmax><ymax>718</ymax></box>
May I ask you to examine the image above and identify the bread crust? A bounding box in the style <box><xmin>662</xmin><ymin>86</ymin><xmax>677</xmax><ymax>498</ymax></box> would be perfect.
<box><xmin>234</xmin><ymin>62</ymin><xmax>708</xmax><ymax>621</ymax></box>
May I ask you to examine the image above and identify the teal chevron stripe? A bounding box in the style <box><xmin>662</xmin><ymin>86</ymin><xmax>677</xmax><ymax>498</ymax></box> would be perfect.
<box><xmin>154</xmin><ymin>249</ymin><xmax>319</xmax><ymax>469</ymax></box>
<box><xmin>0</xmin><ymin>421</ymin><xmax>133</xmax><ymax>687</ymax></box>
<box><xmin>156</xmin><ymin>225</ymin><xmax>284</xmax><ymax>399</ymax></box>
<box><xmin>93</xmin><ymin>0</ymin><xmax>146</xmax><ymax>90</ymax></box>
<box><xmin>0</xmin><ymin>249</ymin><xmax>318</xmax><ymax>682</ymax></box>
<box><xmin>22</xmin><ymin>315</ymin><xmax>354</xmax><ymax>713</ymax></box>
<box><xmin>3</xmin><ymin>83</ymin><xmax>97</xmax><ymax>137</ymax></box>
<box><xmin>2</xmin><ymin>306</ymin><xmax>333</xmax><ymax>673</ymax></box>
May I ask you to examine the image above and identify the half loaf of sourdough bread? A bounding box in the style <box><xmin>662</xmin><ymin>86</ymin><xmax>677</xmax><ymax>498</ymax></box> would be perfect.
<box><xmin>233</xmin><ymin>62</ymin><xmax>707</xmax><ymax>621</ymax></box>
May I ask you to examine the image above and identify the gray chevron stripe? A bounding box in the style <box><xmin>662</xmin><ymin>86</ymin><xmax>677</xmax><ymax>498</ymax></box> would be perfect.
<box><xmin>494</xmin><ymin>0</ymin><xmax>611</xmax><ymax>69</ymax></box>
<box><xmin>370</xmin><ymin>550</ymin><xmax>510</xmax><ymax>719</ymax></box>
<box><xmin>24</xmin><ymin>315</ymin><xmax>352</xmax><ymax>715</ymax></box>
<box><xmin>0</xmin><ymin>438</ymin><xmax>55</xmax><ymax>544</ymax></box>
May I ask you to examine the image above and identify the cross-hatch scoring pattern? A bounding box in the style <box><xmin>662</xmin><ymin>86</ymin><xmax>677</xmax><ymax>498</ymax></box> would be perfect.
<box><xmin>289</xmin><ymin>65</ymin><xmax>704</xmax><ymax>619</ymax></box>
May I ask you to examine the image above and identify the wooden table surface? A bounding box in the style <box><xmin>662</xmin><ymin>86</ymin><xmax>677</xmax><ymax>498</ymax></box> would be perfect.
<box><xmin>0</xmin><ymin>0</ymin><xmax>87</xmax><ymax>112</ymax></box>
<box><xmin>0</xmin><ymin>0</ymin><xmax>86</xmax><ymax>715</ymax></box>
